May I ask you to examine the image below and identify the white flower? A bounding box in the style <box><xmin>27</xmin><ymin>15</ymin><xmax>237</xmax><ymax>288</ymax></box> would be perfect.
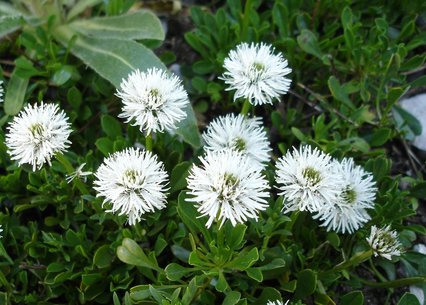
<box><xmin>367</xmin><ymin>225</ymin><xmax>403</xmax><ymax>260</ymax></box>
<box><xmin>267</xmin><ymin>301</ymin><xmax>289</xmax><ymax>305</ymax></box>
<box><xmin>0</xmin><ymin>224</ymin><xmax>3</xmax><ymax>239</ymax></box>
<box><xmin>275</xmin><ymin>146</ymin><xmax>340</xmax><ymax>213</ymax></box>
<box><xmin>5</xmin><ymin>103</ymin><xmax>72</xmax><ymax>171</ymax></box>
<box><xmin>220</xmin><ymin>42</ymin><xmax>292</xmax><ymax>106</ymax></box>
<box><xmin>94</xmin><ymin>148</ymin><xmax>169</xmax><ymax>225</ymax></box>
<box><xmin>315</xmin><ymin>158</ymin><xmax>377</xmax><ymax>234</ymax></box>
<box><xmin>202</xmin><ymin>113</ymin><xmax>271</xmax><ymax>169</ymax></box>
<box><xmin>0</xmin><ymin>80</ymin><xmax>4</xmax><ymax>103</ymax></box>
<box><xmin>66</xmin><ymin>163</ymin><xmax>93</xmax><ymax>183</ymax></box>
<box><xmin>116</xmin><ymin>68</ymin><xmax>189</xmax><ymax>135</ymax></box>
<box><xmin>186</xmin><ymin>150</ymin><xmax>269</xmax><ymax>228</ymax></box>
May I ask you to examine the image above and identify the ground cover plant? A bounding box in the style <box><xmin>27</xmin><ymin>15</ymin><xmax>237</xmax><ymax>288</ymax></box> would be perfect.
<box><xmin>0</xmin><ymin>0</ymin><xmax>425</xmax><ymax>304</ymax></box>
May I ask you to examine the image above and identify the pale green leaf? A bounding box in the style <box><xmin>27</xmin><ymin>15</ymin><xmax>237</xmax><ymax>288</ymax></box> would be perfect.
<box><xmin>67</xmin><ymin>0</ymin><xmax>102</xmax><ymax>21</ymax></box>
<box><xmin>4</xmin><ymin>68</ymin><xmax>29</xmax><ymax>116</ymax></box>
<box><xmin>0</xmin><ymin>15</ymin><xmax>22</xmax><ymax>37</ymax></box>
<box><xmin>53</xmin><ymin>25</ymin><xmax>165</xmax><ymax>88</ymax></box>
<box><xmin>69</xmin><ymin>10</ymin><xmax>164</xmax><ymax>41</ymax></box>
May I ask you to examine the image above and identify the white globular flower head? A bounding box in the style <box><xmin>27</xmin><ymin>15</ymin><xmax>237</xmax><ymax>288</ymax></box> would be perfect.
<box><xmin>0</xmin><ymin>80</ymin><xmax>4</xmax><ymax>103</ymax></box>
<box><xmin>367</xmin><ymin>225</ymin><xmax>403</xmax><ymax>260</ymax></box>
<box><xmin>275</xmin><ymin>146</ymin><xmax>340</xmax><ymax>213</ymax></box>
<box><xmin>116</xmin><ymin>68</ymin><xmax>189</xmax><ymax>135</ymax></box>
<box><xmin>267</xmin><ymin>301</ymin><xmax>289</xmax><ymax>305</ymax></box>
<box><xmin>186</xmin><ymin>150</ymin><xmax>270</xmax><ymax>228</ymax></box>
<box><xmin>202</xmin><ymin>113</ymin><xmax>271</xmax><ymax>169</ymax></box>
<box><xmin>315</xmin><ymin>158</ymin><xmax>377</xmax><ymax>234</ymax></box>
<box><xmin>94</xmin><ymin>148</ymin><xmax>169</xmax><ymax>225</ymax></box>
<box><xmin>5</xmin><ymin>102</ymin><xmax>72</xmax><ymax>171</ymax></box>
<box><xmin>220</xmin><ymin>42</ymin><xmax>292</xmax><ymax>106</ymax></box>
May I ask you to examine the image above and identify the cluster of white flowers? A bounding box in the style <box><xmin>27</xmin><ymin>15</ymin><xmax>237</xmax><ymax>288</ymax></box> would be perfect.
<box><xmin>367</xmin><ymin>225</ymin><xmax>403</xmax><ymax>260</ymax></box>
<box><xmin>276</xmin><ymin>146</ymin><xmax>377</xmax><ymax>234</ymax></box>
<box><xmin>2</xmin><ymin>42</ymin><xmax>386</xmax><ymax>236</ymax></box>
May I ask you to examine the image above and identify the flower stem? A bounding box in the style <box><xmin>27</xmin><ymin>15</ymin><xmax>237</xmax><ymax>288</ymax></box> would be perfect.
<box><xmin>145</xmin><ymin>133</ymin><xmax>153</xmax><ymax>151</ymax></box>
<box><xmin>55</xmin><ymin>153</ymin><xmax>89</xmax><ymax>195</ymax></box>
<box><xmin>241</xmin><ymin>0</ymin><xmax>253</xmax><ymax>41</ymax></box>
<box><xmin>351</xmin><ymin>273</ymin><xmax>426</xmax><ymax>288</ymax></box>
<box><xmin>241</xmin><ymin>99</ymin><xmax>251</xmax><ymax>116</ymax></box>
<box><xmin>333</xmin><ymin>249</ymin><xmax>373</xmax><ymax>271</ymax></box>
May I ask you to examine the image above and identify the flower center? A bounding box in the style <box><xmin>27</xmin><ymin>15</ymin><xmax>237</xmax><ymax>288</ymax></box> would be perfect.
<box><xmin>146</xmin><ymin>88</ymin><xmax>164</xmax><ymax>111</ymax></box>
<box><xmin>342</xmin><ymin>186</ymin><xmax>357</xmax><ymax>205</ymax></box>
<box><xmin>217</xmin><ymin>172</ymin><xmax>240</xmax><ymax>201</ymax></box>
<box><xmin>122</xmin><ymin>169</ymin><xmax>144</xmax><ymax>190</ymax></box>
<box><xmin>302</xmin><ymin>167</ymin><xmax>322</xmax><ymax>186</ymax></box>
<box><xmin>29</xmin><ymin>123</ymin><xmax>48</xmax><ymax>147</ymax></box>
<box><xmin>248</xmin><ymin>62</ymin><xmax>265</xmax><ymax>84</ymax></box>
<box><xmin>232</xmin><ymin>137</ymin><xmax>246</xmax><ymax>152</ymax></box>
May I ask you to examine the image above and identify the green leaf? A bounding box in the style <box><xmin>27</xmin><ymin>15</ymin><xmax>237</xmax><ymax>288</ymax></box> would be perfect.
<box><xmin>182</xmin><ymin>277</ymin><xmax>198</xmax><ymax>305</ymax></box>
<box><xmin>246</xmin><ymin>268</ymin><xmax>263</xmax><ymax>282</ymax></box>
<box><xmin>369</xmin><ymin>128</ymin><xmax>392</xmax><ymax>146</ymax></box>
<box><xmin>328</xmin><ymin>76</ymin><xmax>356</xmax><ymax>110</ymax></box>
<box><xmin>410</xmin><ymin>182</ymin><xmax>426</xmax><ymax>199</ymax></box>
<box><xmin>93</xmin><ymin>245</ymin><xmax>114</xmax><ymax>268</ymax></box>
<box><xmin>95</xmin><ymin>137</ymin><xmax>114</xmax><ymax>156</ymax></box>
<box><xmin>164</xmin><ymin>263</ymin><xmax>192</xmax><ymax>281</ymax></box>
<box><xmin>294</xmin><ymin>269</ymin><xmax>317</xmax><ymax>299</ymax></box>
<box><xmin>67</xmin><ymin>86</ymin><xmax>82</xmax><ymax>109</ymax></box>
<box><xmin>341</xmin><ymin>291</ymin><xmax>364</xmax><ymax>305</ymax></box>
<box><xmin>113</xmin><ymin>292</ymin><xmax>120</xmax><ymax>305</ymax></box>
<box><xmin>53</xmin><ymin>25</ymin><xmax>165</xmax><ymax>88</ymax></box>
<box><xmin>69</xmin><ymin>10</ymin><xmax>164</xmax><ymax>41</ymax></box>
<box><xmin>256</xmin><ymin>288</ymin><xmax>282</xmax><ymax>304</ymax></box>
<box><xmin>297</xmin><ymin>29</ymin><xmax>322</xmax><ymax>59</ymax></box>
<box><xmin>116</xmin><ymin>238</ymin><xmax>160</xmax><ymax>271</ymax></box>
<box><xmin>225</xmin><ymin>223</ymin><xmax>247</xmax><ymax>250</ymax></box>
<box><xmin>4</xmin><ymin>68</ymin><xmax>29</xmax><ymax>116</ymax></box>
<box><xmin>177</xmin><ymin>191</ymin><xmax>212</xmax><ymax>243</ymax></box>
<box><xmin>0</xmin><ymin>15</ymin><xmax>22</xmax><ymax>38</ymax></box>
<box><xmin>411</xmin><ymin>75</ymin><xmax>426</xmax><ymax>88</ymax></box>
<box><xmin>51</xmin><ymin>65</ymin><xmax>74</xmax><ymax>86</ymax></box>
<box><xmin>67</xmin><ymin>0</ymin><xmax>102</xmax><ymax>21</ymax></box>
<box><xmin>170</xmin><ymin>161</ymin><xmax>192</xmax><ymax>194</ymax></box>
<box><xmin>228</xmin><ymin>247</ymin><xmax>258</xmax><ymax>270</ymax></box>
<box><xmin>222</xmin><ymin>291</ymin><xmax>241</xmax><ymax>305</ymax></box>
<box><xmin>175</xmin><ymin>103</ymin><xmax>202</xmax><ymax>148</ymax></box>
<box><xmin>397</xmin><ymin>293</ymin><xmax>420</xmax><ymax>305</ymax></box>
<box><xmin>392</xmin><ymin>105</ymin><xmax>422</xmax><ymax>137</ymax></box>
<box><xmin>101</xmin><ymin>114</ymin><xmax>122</xmax><ymax>139</ymax></box>
<box><xmin>216</xmin><ymin>272</ymin><xmax>228</xmax><ymax>292</ymax></box>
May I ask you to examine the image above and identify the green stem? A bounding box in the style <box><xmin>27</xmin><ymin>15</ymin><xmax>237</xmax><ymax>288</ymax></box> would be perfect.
<box><xmin>369</xmin><ymin>258</ymin><xmax>388</xmax><ymax>283</ymax></box>
<box><xmin>351</xmin><ymin>274</ymin><xmax>426</xmax><ymax>288</ymax></box>
<box><xmin>217</xmin><ymin>224</ymin><xmax>225</xmax><ymax>250</ymax></box>
<box><xmin>241</xmin><ymin>0</ymin><xmax>253</xmax><ymax>41</ymax></box>
<box><xmin>241</xmin><ymin>99</ymin><xmax>251</xmax><ymax>116</ymax></box>
<box><xmin>55</xmin><ymin>153</ymin><xmax>89</xmax><ymax>195</ymax></box>
<box><xmin>333</xmin><ymin>249</ymin><xmax>373</xmax><ymax>271</ymax></box>
<box><xmin>145</xmin><ymin>133</ymin><xmax>153</xmax><ymax>151</ymax></box>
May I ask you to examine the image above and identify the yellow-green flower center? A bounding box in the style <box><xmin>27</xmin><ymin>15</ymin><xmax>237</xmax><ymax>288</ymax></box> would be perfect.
<box><xmin>302</xmin><ymin>167</ymin><xmax>322</xmax><ymax>186</ymax></box>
